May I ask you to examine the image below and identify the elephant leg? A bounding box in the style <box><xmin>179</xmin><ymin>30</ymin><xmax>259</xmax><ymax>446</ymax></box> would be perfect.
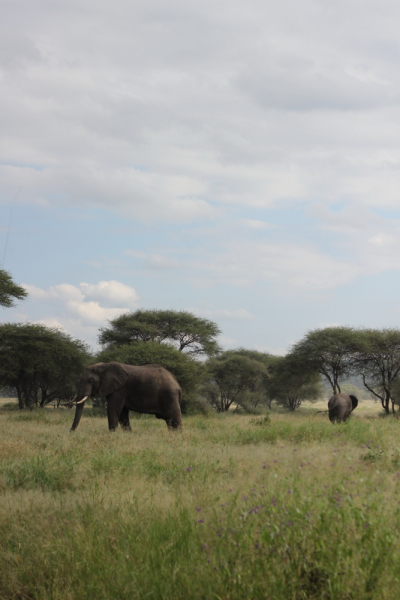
<box><xmin>165</xmin><ymin>403</ymin><xmax>182</xmax><ymax>430</ymax></box>
<box><xmin>106</xmin><ymin>390</ymin><xmax>127</xmax><ymax>432</ymax></box>
<box><xmin>119</xmin><ymin>406</ymin><xmax>131</xmax><ymax>431</ymax></box>
<box><xmin>107</xmin><ymin>404</ymin><xmax>119</xmax><ymax>431</ymax></box>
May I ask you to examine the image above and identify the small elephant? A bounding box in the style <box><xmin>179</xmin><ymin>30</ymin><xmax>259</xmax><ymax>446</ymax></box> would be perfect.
<box><xmin>328</xmin><ymin>393</ymin><xmax>358</xmax><ymax>423</ymax></box>
<box><xmin>70</xmin><ymin>361</ymin><xmax>182</xmax><ymax>432</ymax></box>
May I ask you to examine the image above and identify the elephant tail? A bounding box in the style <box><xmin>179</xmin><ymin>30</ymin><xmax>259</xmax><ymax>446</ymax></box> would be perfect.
<box><xmin>349</xmin><ymin>395</ymin><xmax>358</xmax><ymax>410</ymax></box>
<box><xmin>178</xmin><ymin>388</ymin><xmax>182</xmax><ymax>407</ymax></box>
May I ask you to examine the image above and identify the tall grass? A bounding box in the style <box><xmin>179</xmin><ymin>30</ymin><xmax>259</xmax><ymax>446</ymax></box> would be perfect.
<box><xmin>0</xmin><ymin>406</ymin><xmax>400</xmax><ymax>599</ymax></box>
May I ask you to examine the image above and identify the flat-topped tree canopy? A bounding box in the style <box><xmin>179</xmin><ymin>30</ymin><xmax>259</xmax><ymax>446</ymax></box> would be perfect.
<box><xmin>0</xmin><ymin>269</ymin><xmax>27</xmax><ymax>308</ymax></box>
<box><xmin>99</xmin><ymin>309</ymin><xmax>222</xmax><ymax>357</ymax></box>
<box><xmin>290</xmin><ymin>326</ymin><xmax>360</xmax><ymax>395</ymax></box>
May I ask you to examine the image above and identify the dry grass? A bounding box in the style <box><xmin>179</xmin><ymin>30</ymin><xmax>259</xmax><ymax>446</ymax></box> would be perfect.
<box><xmin>1</xmin><ymin>400</ymin><xmax>400</xmax><ymax>599</ymax></box>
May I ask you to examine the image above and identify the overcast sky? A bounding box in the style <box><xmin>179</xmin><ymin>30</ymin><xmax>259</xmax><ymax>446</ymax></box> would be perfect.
<box><xmin>1</xmin><ymin>0</ymin><xmax>400</xmax><ymax>353</ymax></box>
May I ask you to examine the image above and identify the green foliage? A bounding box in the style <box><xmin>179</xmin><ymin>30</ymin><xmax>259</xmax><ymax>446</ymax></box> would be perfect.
<box><xmin>267</xmin><ymin>354</ymin><xmax>323</xmax><ymax>411</ymax></box>
<box><xmin>99</xmin><ymin>309</ymin><xmax>221</xmax><ymax>356</ymax></box>
<box><xmin>353</xmin><ymin>328</ymin><xmax>400</xmax><ymax>414</ymax></box>
<box><xmin>360</xmin><ymin>448</ymin><xmax>386</xmax><ymax>462</ymax></box>
<box><xmin>0</xmin><ymin>323</ymin><xmax>92</xmax><ymax>409</ymax></box>
<box><xmin>0</xmin><ymin>268</ymin><xmax>27</xmax><ymax>308</ymax></box>
<box><xmin>291</xmin><ymin>326</ymin><xmax>359</xmax><ymax>394</ymax></box>
<box><xmin>250</xmin><ymin>414</ymin><xmax>271</xmax><ymax>427</ymax></box>
<box><xmin>203</xmin><ymin>350</ymin><xmax>270</xmax><ymax>412</ymax></box>
<box><xmin>97</xmin><ymin>340</ymin><xmax>206</xmax><ymax>413</ymax></box>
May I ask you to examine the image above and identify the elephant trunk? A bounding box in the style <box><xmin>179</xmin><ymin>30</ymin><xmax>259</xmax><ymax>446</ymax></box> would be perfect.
<box><xmin>70</xmin><ymin>399</ymin><xmax>86</xmax><ymax>431</ymax></box>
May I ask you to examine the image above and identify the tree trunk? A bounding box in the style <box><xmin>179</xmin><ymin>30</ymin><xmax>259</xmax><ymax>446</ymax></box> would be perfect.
<box><xmin>383</xmin><ymin>390</ymin><xmax>390</xmax><ymax>414</ymax></box>
<box><xmin>16</xmin><ymin>384</ymin><xmax>24</xmax><ymax>410</ymax></box>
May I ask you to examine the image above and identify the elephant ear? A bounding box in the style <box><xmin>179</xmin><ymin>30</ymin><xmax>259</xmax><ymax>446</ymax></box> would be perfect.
<box><xmin>349</xmin><ymin>394</ymin><xmax>358</xmax><ymax>411</ymax></box>
<box><xmin>99</xmin><ymin>362</ymin><xmax>129</xmax><ymax>398</ymax></box>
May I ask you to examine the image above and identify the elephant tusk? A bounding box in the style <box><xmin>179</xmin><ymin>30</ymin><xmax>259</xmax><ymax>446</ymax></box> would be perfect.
<box><xmin>75</xmin><ymin>395</ymin><xmax>88</xmax><ymax>405</ymax></box>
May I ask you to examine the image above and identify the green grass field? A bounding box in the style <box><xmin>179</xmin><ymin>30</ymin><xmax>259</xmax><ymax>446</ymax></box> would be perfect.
<box><xmin>1</xmin><ymin>399</ymin><xmax>400</xmax><ymax>599</ymax></box>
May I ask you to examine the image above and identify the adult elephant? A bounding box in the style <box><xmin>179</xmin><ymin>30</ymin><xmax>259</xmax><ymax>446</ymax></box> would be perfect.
<box><xmin>69</xmin><ymin>361</ymin><xmax>182</xmax><ymax>432</ymax></box>
<box><xmin>328</xmin><ymin>393</ymin><xmax>358</xmax><ymax>423</ymax></box>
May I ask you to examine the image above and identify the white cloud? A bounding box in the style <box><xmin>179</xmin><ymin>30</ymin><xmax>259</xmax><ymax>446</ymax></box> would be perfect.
<box><xmin>80</xmin><ymin>280</ymin><xmax>139</xmax><ymax>305</ymax></box>
<box><xmin>253</xmin><ymin>344</ymin><xmax>288</xmax><ymax>356</ymax></box>
<box><xmin>124</xmin><ymin>250</ymin><xmax>182</xmax><ymax>270</ymax></box>
<box><xmin>23</xmin><ymin>283</ymin><xmax>85</xmax><ymax>302</ymax></box>
<box><xmin>188</xmin><ymin>241</ymin><xmax>361</xmax><ymax>292</ymax></box>
<box><xmin>218</xmin><ymin>335</ymin><xmax>238</xmax><ymax>348</ymax></box>
<box><xmin>243</xmin><ymin>219</ymin><xmax>272</xmax><ymax>230</ymax></box>
<box><xmin>190</xmin><ymin>308</ymin><xmax>255</xmax><ymax>321</ymax></box>
<box><xmin>22</xmin><ymin>284</ymin><xmax>48</xmax><ymax>300</ymax></box>
<box><xmin>144</xmin><ymin>255</ymin><xmax>182</xmax><ymax>270</ymax></box>
<box><xmin>67</xmin><ymin>300</ymin><xmax>126</xmax><ymax>324</ymax></box>
<box><xmin>19</xmin><ymin>280</ymin><xmax>139</xmax><ymax>345</ymax></box>
<box><xmin>2</xmin><ymin>0</ymin><xmax>400</xmax><ymax>221</ymax></box>
<box><xmin>367</xmin><ymin>234</ymin><xmax>395</xmax><ymax>247</ymax></box>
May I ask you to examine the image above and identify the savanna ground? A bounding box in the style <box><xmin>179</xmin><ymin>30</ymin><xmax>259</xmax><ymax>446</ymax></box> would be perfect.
<box><xmin>0</xmin><ymin>398</ymin><xmax>400</xmax><ymax>600</ymax></box>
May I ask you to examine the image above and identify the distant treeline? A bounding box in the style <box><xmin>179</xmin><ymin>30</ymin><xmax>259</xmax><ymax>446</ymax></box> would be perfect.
<box><xmin>1</xmin><ymin>308</ymin><xmax>400</xmax><ymax>414</ymax></box>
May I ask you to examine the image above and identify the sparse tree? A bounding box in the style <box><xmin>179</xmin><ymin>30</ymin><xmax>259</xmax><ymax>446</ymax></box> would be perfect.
<box><xmin>0</xmin><ymin>269</ymin><xmax>27</xmax><ymax>308</ymax></box>
<box><xmin>99</xmin><ymin>309</ymin><xmax>221</xmax><ymax>357</ymax></box>
<box><xmin>353</xmin><ymin>328</ymin><xmax>400</xmax><ymax>414</ymax></box>
<box><xmin>290</xmin><ymin>327</ymin><xmax>359</xmax><ymax>394</ymax></box>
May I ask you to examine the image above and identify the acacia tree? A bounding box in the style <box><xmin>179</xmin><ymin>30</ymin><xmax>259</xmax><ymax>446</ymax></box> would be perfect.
<box><xmin>266</xmin><ymin>354</ymin><xmax>323</xmax><ymax>411</ymax></box>
<box><xmin>99</xmin><ymin>310</ymin><xmax>221</xmax><ymax>357</ymax></box>
<box><xmin>0</xmin><ymin>269</ymin><xmax>27</xmax><ymax>308</ymax></box>
<box><xmin>290</xmin><ymin>327</ymin><xmax>358</xmax><ymax>394</ymax></box>
<box><xmin>202</xmin><ymin>350</ymin><xmax>269</xmax><ymax>412</ymax></box>
<box><xmin>353</xmin><ymin>328</ymin><xmax>400</xmax><ymax>414</ymax></box>
<box><xmin>0</xmin><ymin>323</ymin><xmax>91</xmax><ymax>409</ymax></box>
